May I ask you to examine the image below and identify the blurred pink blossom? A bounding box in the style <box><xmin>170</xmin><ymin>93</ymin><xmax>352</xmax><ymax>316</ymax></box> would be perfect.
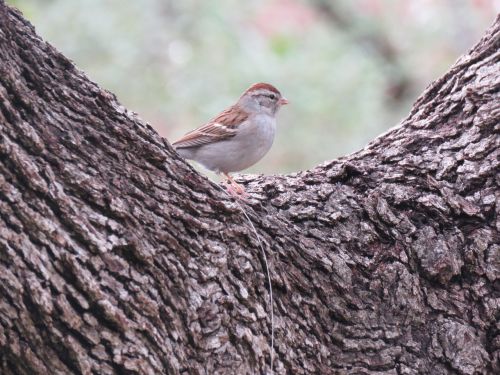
<box><xmin>253</xmin><ymin>0</ymin><xmax>316</xmax><ymax>36</ymax></box>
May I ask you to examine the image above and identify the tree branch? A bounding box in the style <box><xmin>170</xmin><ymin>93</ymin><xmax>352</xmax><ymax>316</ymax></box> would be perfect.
<box><xmin>0</xmin><ymin>2</ymin><xmax>499</xmax><ymax>374</ymax></box>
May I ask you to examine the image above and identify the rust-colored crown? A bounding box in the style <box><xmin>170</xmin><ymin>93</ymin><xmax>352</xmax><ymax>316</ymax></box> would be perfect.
<box><xmin>244</xmin><ymin>82</ymin><xmax>281</xmax><ymax>95</ymax></box>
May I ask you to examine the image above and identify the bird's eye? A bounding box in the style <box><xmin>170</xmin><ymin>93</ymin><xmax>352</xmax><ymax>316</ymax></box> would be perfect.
<box><xmin>268</xmin><ymin>94</ymin><xmax>276</xmax><ymax>99</ymax></box>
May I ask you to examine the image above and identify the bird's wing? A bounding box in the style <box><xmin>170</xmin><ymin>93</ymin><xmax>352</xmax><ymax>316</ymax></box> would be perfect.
<box><xmin>172</xmin><ymin>105</ymin><xmax>249</xmax><ymax>149</ymax></box>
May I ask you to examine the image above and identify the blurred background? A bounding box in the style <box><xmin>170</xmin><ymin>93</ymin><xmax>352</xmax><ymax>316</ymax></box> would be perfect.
<box><xmin>8</xmin><ymin>0</ymin><xmax>498</xmax><ymax>174</ymax></box>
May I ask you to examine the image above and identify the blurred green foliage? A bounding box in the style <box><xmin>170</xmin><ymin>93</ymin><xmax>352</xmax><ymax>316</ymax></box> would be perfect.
<box><xmin>7</xmin><ymin>0</ymin><xmax>497</xmax><ymax>173</ymax></box>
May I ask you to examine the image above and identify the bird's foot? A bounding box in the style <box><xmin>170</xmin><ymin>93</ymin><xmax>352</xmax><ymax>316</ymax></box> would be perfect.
<box><xmin>223</xmin><ymin>174</ymin><xmax>248</xmax><ymax>199</ymax></box>
<box><xmin>226</xmin><ymin>181</ymin><xmax>248</xmax><ymax>198</ymax></box>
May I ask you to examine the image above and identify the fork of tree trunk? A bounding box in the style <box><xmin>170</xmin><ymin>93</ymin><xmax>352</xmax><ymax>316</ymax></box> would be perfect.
<box><xmin>0</xmin><ymin>3</ymin><xmax>499</xmax><ymax>374</ymax></box>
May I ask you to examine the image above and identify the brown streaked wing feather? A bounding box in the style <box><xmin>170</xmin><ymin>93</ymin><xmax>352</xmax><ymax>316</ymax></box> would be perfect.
<box><xmin>172</xmin><ymin>105</ymin><xmax>249</xmax><ymax>149</ymax></box>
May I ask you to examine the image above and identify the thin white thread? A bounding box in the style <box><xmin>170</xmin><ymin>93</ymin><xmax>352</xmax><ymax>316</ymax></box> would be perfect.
<box><xmin>214</xmin><ymin>182</ymin><xmax>274</xmax><ymax>374</ymax></box>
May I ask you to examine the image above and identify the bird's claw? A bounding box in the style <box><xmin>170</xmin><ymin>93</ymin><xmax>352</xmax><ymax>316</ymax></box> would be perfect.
<box><xmin>221</xmin><ymin>173</ymin><xmax>249</xmax><ymax>200</ymax></box>
<box><xmin>225</xmin><ymin>180</ymin><xmax>248</xmax><ymax>199</ymax></box>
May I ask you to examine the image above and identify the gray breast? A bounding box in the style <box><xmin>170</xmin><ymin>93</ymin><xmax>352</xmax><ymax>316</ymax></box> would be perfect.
<box><xmin>192</xmin><ymin>115</ymin><xmax>276</xmax><ymax>173</ymax></box>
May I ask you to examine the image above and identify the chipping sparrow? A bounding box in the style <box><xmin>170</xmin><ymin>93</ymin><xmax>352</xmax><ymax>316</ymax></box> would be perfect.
<box><xmin>172</xmin><ymin>83</ymin><xmax>288</xmax><ymax>196</ymax></box>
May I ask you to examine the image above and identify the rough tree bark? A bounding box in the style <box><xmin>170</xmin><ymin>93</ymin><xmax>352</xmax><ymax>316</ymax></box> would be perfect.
<box><xmin>0</xmin><ymin>2</ymin><xmax>499</xmax><ymax>374</ymax></box>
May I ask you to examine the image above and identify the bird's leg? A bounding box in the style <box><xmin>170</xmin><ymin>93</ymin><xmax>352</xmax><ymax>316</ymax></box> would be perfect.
<box><xmin>222</xmin><ymin>173</ymin><xmax>247</xmax><ymax>197</ymax></box>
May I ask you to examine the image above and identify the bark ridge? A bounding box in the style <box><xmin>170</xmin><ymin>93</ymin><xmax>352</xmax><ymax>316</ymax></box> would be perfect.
<box><xmin>0</xmin><ymin>3</ymin><xmax>499</xmax><ymax>374</ymax></box>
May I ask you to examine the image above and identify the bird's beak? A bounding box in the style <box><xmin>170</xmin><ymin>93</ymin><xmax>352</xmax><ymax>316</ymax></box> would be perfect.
<box><xmin>279</xmin><ymin>97</ymin><xmax>289</xmax><ymax>105</ymax></box>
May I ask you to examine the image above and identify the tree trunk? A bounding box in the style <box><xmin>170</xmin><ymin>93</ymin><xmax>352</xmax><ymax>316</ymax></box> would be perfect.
<box><xmin>0</xmin><ymin>2</ymin><xmax>499</xmax><ymax>374</ymax></box>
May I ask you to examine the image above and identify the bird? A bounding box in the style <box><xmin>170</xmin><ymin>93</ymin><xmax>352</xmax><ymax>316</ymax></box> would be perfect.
<box><xmin>172</xmin><ymin>82</ymin><xmax>288</xmax><ymax>196</ymax></box>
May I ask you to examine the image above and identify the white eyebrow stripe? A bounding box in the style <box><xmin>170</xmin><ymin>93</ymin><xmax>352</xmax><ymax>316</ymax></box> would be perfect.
<box><xmin>252</xmin><ymin>89</ymin><xmax>277</xmax><ymax>96</ymax></box>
